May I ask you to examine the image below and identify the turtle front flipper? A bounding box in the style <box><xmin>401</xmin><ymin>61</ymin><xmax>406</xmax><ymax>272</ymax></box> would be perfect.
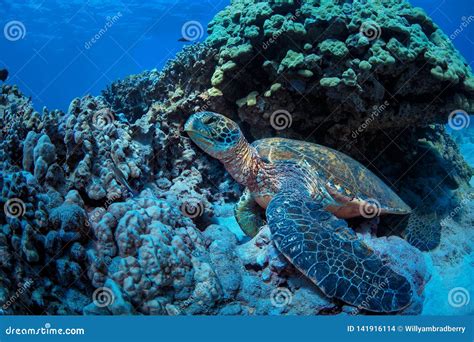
<box><xmin>267</xmin><ymin>191</ymin><xmax>413</xmax><ymax>313</ymax></box>
<box><xmin>235</xmin><ymin>188</ymin><xmax>266</xmax><ymax>237</ymax></box>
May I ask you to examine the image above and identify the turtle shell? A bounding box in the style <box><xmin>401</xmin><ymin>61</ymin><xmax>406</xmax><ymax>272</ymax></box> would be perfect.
<box><xmin>252</xmin><ymin>137</ymin><xmax>411</xmax><ymax>214</ymax></box>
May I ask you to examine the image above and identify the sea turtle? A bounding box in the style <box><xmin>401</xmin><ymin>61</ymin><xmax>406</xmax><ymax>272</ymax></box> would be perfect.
<box><xmin>185</xmin><ymin>111</ymin><xmax>420</xmax><ymax>312</ymax></box>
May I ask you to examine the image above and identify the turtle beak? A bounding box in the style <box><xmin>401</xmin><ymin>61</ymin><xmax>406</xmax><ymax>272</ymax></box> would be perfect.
<box><xmin>184</xmin><ymin>115</ymin><xmax>197</xmax><ymax>133</ymax></box>
<box><xmin>184</xmin><ymin>114</ymin><xmax>212</xmax><ymax>147</ymax></box>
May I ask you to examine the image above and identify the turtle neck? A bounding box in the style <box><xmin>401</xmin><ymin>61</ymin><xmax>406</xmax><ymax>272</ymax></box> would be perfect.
<box><xmin>219</xmin><ymin>137</ymin><xmax>269</xmax><ymax>193</ymax></box>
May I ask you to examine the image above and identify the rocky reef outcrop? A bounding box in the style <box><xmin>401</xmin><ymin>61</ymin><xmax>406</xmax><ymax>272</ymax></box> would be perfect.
<box><xmin>204</xmin><ymin>0</ymin><xmax>474</xmax><ymax>129</ymax></box>
<box><xmin>203</xmin><ymin>0</ymin><xmax>473</xmax><ymax>214</ymax></box>
<box><xmin>0</xmin><ymin>0</ymin><xmax>473</xmax><ymax>316</ymax></box>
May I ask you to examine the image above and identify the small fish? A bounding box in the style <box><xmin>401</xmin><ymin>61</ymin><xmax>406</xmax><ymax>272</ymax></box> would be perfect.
<box><xmin>0</xmin><ymin>69</ymin><xmax>8</xmax><ymax>82</ymax></box>
<box><xmin>109</xmin><ymin>158</ymin><xmax>139</xmax><ymax>197</ymax></box>
<box><xmin>178</xmin><ymin>37</ymin><xmax>192</xmax><ymax>43</ymax></box>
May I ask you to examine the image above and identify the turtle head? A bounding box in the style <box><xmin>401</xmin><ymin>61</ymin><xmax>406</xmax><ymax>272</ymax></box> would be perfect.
<box><xmin>184</xmin><ymin>112</ymin><xmax>243</xmax><ymax>159</ymax></box>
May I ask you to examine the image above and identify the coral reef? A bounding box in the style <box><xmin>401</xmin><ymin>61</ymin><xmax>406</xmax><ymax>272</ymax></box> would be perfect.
<box><xmin>0</xmin><ymin>0</ymin><xmax>473</xmax><ymax>316</ymax></box>
<box><xmin>201</xmin><ymin>0</ymin><xmax>474</xmax><ymax>215</ymax></box>
<box><xmin>205</xmin><ymin>0</ymin><xmax>474</xmax><ymax>132</ymax></box>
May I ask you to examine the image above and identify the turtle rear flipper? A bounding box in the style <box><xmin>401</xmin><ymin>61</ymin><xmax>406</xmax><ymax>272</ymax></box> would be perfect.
<box><xmin>267</xmin><ymin>191</ymin><xmax>413</xmax><ymax>313</ymax></box>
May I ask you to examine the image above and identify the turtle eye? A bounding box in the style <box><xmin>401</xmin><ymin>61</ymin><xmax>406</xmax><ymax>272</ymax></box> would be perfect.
<box><xmin>203</xmin><ymin>116</ymin><xmax>218</xmax><ymax>125</ymax></box>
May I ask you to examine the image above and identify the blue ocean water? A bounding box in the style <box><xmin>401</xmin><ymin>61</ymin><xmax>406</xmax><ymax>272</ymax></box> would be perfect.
<box><xmin>0</xmin><ymin>0</ymin><xmax>473</xmax><ymax>321</ymax></box>
<box><xmin>0</xmin><ymin>0</ymin><xmax>472</xmax><ymax>112</ymax></box>
<box><xmin>0</xmin><ymin>0</ymin><xmax>228</xmax><ymax>110</ymax></box>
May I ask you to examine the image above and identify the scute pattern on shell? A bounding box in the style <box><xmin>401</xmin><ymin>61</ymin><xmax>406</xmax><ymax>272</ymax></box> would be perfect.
<box><xmin>252</xmin><ymin>137</ymin><xmax>411</xmax><ymax>213</ymax></box>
